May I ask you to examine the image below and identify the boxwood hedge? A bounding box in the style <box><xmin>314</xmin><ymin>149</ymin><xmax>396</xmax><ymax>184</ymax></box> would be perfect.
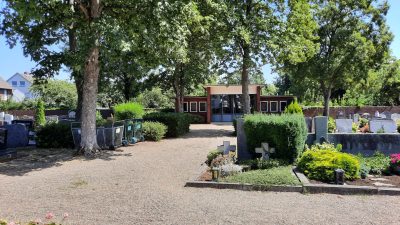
<box><xmin>244</xmin><ymin>114</ymin><xmax>307</xmax><ymax>163</ymax></box>
<box><xmin>143</xmin><ymin>112</ymin><xmax>191</xmax><ymax>137</ymax></box>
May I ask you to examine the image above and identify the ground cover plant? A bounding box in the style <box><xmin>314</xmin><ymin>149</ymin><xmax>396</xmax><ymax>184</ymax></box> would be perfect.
<box><xmin>142</xmin><ymin>121</ymin><xmax>167</xmax><ymax>141</ymax></box>
<box><xmin>222</xmin><ymin>166</ymin><xmax>300</xmax><ymax>186</ymax></box>
<box><xmin>357</xmin><ymin>151</ymin><xmax>390</xmax><ymax>176</ymax></box>
<box><xmin>244</xmin><ymin>114</ymin><xmax>307</xmax><ymax>163</ymax></box>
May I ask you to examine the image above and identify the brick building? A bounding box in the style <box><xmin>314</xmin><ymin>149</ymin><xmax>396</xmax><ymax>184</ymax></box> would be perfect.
<box><xmin>176</xmin><ymin>85</ymin><xmax>295</xmax><ymax>123</ymax></box>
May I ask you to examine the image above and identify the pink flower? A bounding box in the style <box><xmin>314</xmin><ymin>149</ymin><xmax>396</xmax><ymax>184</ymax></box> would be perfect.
<box><xmin>8</xmin><ymin>222</ymin><xmax>16</xmax><ymax>225</ymax></box>
<box><xmin>45</xmin><ymin>212</ymin><xmax>54</xmax><ymax>220</ymax></box>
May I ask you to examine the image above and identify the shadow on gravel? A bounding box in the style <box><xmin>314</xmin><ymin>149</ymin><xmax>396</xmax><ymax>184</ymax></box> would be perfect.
<box><xmin>0</xmin><ymin>148</ymin><xmax>132</xmax><ymax>177</ymax></box>
<box><xmin>181</xmin><ymin>128</ymin><xmax>235</xmax><ymax>139</ymax></box>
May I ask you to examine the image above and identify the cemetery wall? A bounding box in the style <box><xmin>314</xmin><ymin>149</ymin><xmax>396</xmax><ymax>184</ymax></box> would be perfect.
<box><xmin>303</xmin><ymin>106</ymin><xmax>400</xmax><ymax>118</ymax></box>
<box><xmin>306</xmin><ymin>133</ymin><xmax>400</xmax><ymax>156</ymax></box>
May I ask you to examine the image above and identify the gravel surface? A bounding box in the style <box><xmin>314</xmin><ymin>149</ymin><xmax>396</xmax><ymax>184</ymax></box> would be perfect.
<box><xmin>1</xmin><ymin>124</ymin><xmax>399</xmax><ymax>225</ymax></box>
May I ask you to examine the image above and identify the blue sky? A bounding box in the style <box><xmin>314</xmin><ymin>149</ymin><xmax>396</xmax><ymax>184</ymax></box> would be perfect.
<box><xmin>0</xmin><ymin>0</ymin><xmax>399</xmax><ymax>83</ymax></box>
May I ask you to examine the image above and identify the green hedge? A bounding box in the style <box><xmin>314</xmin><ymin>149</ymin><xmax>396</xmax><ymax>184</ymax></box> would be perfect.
<box><xmin>298</xmin><ymin>150</ymin><xmax>360</xmax><ymax>182</ymax></box>
<box><xmin>143</xmin><ymin>112</ymin><xmax>191</xmax><ymax>137</ymax></box>
<box><xmin>244</xmin><ymin>114</ymin><xmax>307</xmax><ymax>162</ymax></box>
<box><xmin>113</xmin><ymin>102</ymin><xmax>144</xmax><ymax>120</ymax></box>
<box><xmin>36</xmin><ymin>122</ymin><xmax>74</xmax><ymax>148</ymax></box>
<box><xmin>142</xmin><ymin>121</ymin><xmax>167</xmax><ymax>141</ymax></box>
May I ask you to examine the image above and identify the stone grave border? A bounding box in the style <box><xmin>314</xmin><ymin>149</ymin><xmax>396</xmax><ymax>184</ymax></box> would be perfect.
<box><xmin>185</xmin><ymin>167</ymin><xmax>400</xmax><ymax>196</ymax></box>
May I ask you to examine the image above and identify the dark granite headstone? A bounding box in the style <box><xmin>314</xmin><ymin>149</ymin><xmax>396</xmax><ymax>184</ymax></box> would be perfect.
<box><xmin>305</xmin><ymin>117</ymin><xmax>314</xmax><ymax>133</ymax></box>
<box><xmin>0</xmin><ymin>128</ymin><xmax>7</xmax><ymax>150</ymax></box>
<box><xmin>236</xmin><ymin>118</ymin><xmax>253</xmax><ymax>161</ymax></box>
<box><xmin>5</xmin><ymin>124</ymin><xmax>29</xmax><ymax>148</ymax></box>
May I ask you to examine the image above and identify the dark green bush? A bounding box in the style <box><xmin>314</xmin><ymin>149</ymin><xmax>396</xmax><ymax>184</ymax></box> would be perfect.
<box><xmin>142</xmin><ymin>121</ymin><xmax>167</xmax><ymax>141</ymax></box>
<box><xmin>36</xmin><ymin>122</ymin><xmax>74</xmax><ymax>148</ymax></box>
<box><xmin>238</xmin><ymin>158</ymin><xmax>289</xmax><ymax>170</ymax></box>
<box><xmin>143</xmin><ymin>112</ymin><xmax>191</xmax><ymax>137</ymax></box>
<box><xmin>35</xmin><ymin>99</ymin><xmax>46</xmax><ymax>129</ymax></box>
<box><xmin>244</xmin><ymin>114</ymin><xmax>307</xmax><ymax>163</ymax></box>
<box><xmin>189</xmin><ymin>114</ymin><xmax>205</xmax><ymax>124</ymax></box>
<box><xmin>113</xmin><ymin>102</ymin><xmax>144</xmax><ymax>120</ymax></box>
<box><xmin>298</xmin><ymin>150</ymin><xmax>360</xmax><ymax>182</ymax></box>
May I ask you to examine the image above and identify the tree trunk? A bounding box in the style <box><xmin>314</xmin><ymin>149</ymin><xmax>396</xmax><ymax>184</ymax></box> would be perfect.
<box><xmin>68</xmin><ymin>27</ymin><xmax>83</xmax><ymax>121</ymax></box>
<box><xmin>123</xmin><ymin>73</ymin><xmax>132</xmax><ymax>101</ymax></box>
<box><xmin>173</xmin><ymin>65</ymin><xmax>185</xmax><ymax>113</ymax></box>
<box><xmin>323</xmin><ymin>88</ymin><xmax>331</xmax><ymax>117</ymax></box>
<box><xmin>241</xmin><ymin>44</ymin><xmax>251</xmax><ymax>114</ymax></box>
<box><xmin>79</xmin><ymin>46</ymin><xmax>100</xmax><ymax>156</ymax></box>
<box><xmin>74</xmin><ymin>71</ymin><xmax>84</xmax><ymax>121</ymax></box>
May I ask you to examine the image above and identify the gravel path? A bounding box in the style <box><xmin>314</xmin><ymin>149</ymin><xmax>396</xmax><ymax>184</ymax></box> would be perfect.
<box><xmin>0</xmin><ymin>124</ymin><xmax>399</xmax><ymax>225</ymax></box>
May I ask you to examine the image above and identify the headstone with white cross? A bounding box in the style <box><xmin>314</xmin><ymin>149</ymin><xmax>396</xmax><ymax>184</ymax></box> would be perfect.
<box><xmin>217</xmin><ymin>141</ymin><xmax>236</xmax><ymax>155</ymax></box>
<box><xmin>255</xmin><ymin>142</ymin><xmax>275</xmax><ymax>160</ymax></box>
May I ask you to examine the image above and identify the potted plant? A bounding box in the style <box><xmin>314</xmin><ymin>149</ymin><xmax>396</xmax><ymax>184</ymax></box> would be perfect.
<box><xmin>390</xmin><ymin>154</ymin><xmax>400</xmax><ymax>174</ymax></box>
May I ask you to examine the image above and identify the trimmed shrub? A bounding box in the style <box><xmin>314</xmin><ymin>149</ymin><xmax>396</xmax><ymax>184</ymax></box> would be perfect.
<box><xmin>244</xmin><ymin>114</ymin><xmax>307</xmax><ymax>163</ymax></box>
<box><xmin>284</xmin><ymin>99</ymin><xmax>303</xmax><ymax>114</ymax></box>
<box><xmin>142</xmin><ymin>121</ymin><xmax>167</xmax><ymax>141</ymax></box>
<box><xmin>113</xmin><ymin>102</ymin><xmax>144</xmax><ymax>120</ymax></box>
<box><xmin>143</xmin><ymin>112</ymin><xmax>191</xmax><ymax>137</ymax></box>
<box><xmin>36</xmin><ymin>122</ymin><xmax>74</xmax><ymax>148</ymax></box>
<box><xmin>35</xmin><ymin>99</ymin><xmax>46</xmax><ymax>129</ymax></box>
<box><xmin>189</xmin><ymin>114</ymin><xmax>205</xmax><ymax>124</ymax></box>
<box><xmin>298</xmin><ymin>150</ymin><xmax>360</xmax><ymax>182</ymax></box>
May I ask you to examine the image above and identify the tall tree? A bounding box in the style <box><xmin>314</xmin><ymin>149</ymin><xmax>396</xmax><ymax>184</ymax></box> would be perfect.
<box><xmin>219</xmin><ymin>0</ymin><xmax>318</xmax><ymax>114</ymax></box>
<box><xmin>281</xmin><ymin>0</ymin><xmax>393</xmax><ymax>116</ymax></box>
<box><xmin>147</xmin><ymin>0</ymin><xmax>224</xmax><ymax>112</ymax></box>
<box><xmin>1</xmin><ymin>1</ymin><xmax>152</xmax><ymax>156</ymax></box>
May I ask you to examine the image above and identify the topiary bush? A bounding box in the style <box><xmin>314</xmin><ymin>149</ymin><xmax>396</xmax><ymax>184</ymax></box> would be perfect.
<box><xmin>35</xmin><ymin>99</ymin><xmax>46</xmax><ymax>129</ymax></box>
<box><xmin>244</xmin><ymin>114</ymin><xmax>308</xmax><ymax>163</ymax></box>
<box><xmin>113</xmin><ymin>102</ymin><xmax>144</xmax><ymax>120</ymax></box>
<box><xmin>284</xmin><ymin>99</ymin><xmax>303</xmax><ymax>114</ymax></box>
<box><xmin>143</xmin><ymin>112</ymin><xmax>191</xmax><ymax>137</ymax></box>
<box><xmin>188</xmin><ymin>114</ymin><xmax>205</xmax><ymax>124</ymax></box>
<box><xmin>298</xmin><ymin>150</ymin><xmax>360</xmax><ymax>182</ymax></box>
<box><xmin>142</xmin><ymin>121</ymin><xmax>167</xmax><ymax>141</ymax></box>
<box><xmin>36</xmin><ymin>122</ymin><xmax>74</xmax><ymax>148</ymax></box>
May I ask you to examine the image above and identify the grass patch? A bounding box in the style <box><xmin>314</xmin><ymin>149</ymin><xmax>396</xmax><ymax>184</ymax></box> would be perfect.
<box><xmin>221</xmin><ymin>166</ymin><xmax>300</xmax><ymax>186</ymax></box>
<box><xmin>70</xmin><ymin>178</ymin><xmax>88</xmax><ymax>188</ymax></box>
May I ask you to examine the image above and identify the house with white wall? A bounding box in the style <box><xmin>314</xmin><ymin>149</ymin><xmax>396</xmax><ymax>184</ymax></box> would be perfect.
<box><xmin>6</xmin><ymin>72</ymin><xmax>34</xmax><ymax>102</ymax></box>
<box><xmin>0</xmin><ymin>77</ymin><xmax>13</xmax><ymax>101</ymax></box>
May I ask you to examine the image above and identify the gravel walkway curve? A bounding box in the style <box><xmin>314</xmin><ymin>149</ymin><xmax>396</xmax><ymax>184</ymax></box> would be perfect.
<box><xmin>0</xmin><ymin>124</ymin><xmax>399</xmax><ymax>225</ymax></box>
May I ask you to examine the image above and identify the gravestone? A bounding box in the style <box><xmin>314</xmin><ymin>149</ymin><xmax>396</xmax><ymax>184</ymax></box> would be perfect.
<box><xmin>353</xmin><ymin>114</ymin><xmax>360</xmax><ymax>123</ymax></box>
<box><xmin>217</xmin><ymin>141</ymin><xmax>236</xmax><ymax>155</ymax></box>
<box><xmin>382</xmin><ymin>111</ymin><xmax>392</xmax><ymax>119</ymax></box>
<box><xmin>5</xmin><ymin>124</ymin><xmax>29</xmax><ymax>148</ymax></box>
<box><xmin>305</xmin><ymin>117</ymin><xmax>314</xmax><ymax>133</ymax></box>
<box><xmin>0</xmin><ymin>128</ymin><xmax>7</xmax><ymax>150</ymax></box>
<box><xmin>0</xmin><ymin>112</ymin><xmax>4</xmax><ymax>119</ymax></box>
<box><xmin>236</xmin><ymin>118</ymin><xmax>252</xmax><ymax>161</ymax></box>
<box><xmin>391</xmin><ymin>113</ymin><xmax>400</xmax><ymax>122</ymax></box>
<box><xmin>336</xmin><ymin>119</ymin><xmax>353</xmax><ymax>133</ymax></box>
<box><xmin>4</xmin><ymin>114</ymin><xmax>13</xmax><ymax>124</ymax></box>
<box><xmin>68</xmin><ymin>110</ymin><xmax>76</xmax><ymax>119</ymax></box>
<box><xmin>255</xmin><ymin>142</ymin><xmax>275</xmax><ymax>160</ymax></box>
<box><xmin>337</xmin><ymin>111</ymin><xmax>345</xmax><ymax>119</ymax></box>
<box><xmin>315</xmin><ymin>116</ymin><xmax>328</xmax><ymax>143</ymax></box>
<box><xmin>369</xmin><ymin>119</ymin><xmax>397</xmax><ymax>133</ymax></box>
<box><xmin>46</xmin><ymin>115</ymin><xmax>59</xmax><ymax>122</ymax></box>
